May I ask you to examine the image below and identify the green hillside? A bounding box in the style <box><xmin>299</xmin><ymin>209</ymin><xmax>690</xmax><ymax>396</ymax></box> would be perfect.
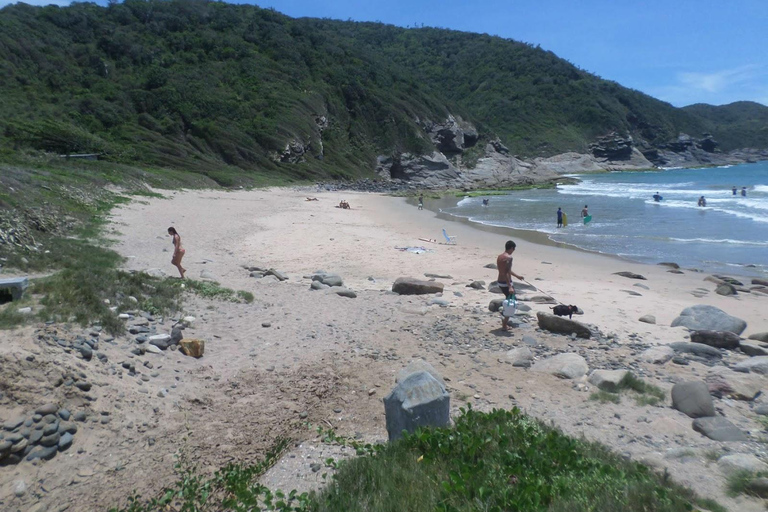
<box><xmin>682</xmin><ymin>101</ymin><xmax>768</xmax><ymax>151</ymax></box>
<box><xmin>0</xmin><ymin>0</ymin><xmax>765</xmax><ymax>185</ymax></box>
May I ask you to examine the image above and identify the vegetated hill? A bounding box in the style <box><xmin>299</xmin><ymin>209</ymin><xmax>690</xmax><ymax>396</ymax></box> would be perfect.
<box><xmin>682</xmin><ymin>101</ymin><xmax>768</xmax><ymax>151</ymax></box>
<box><xmin>0</xmin><ymin>0</ymin><xmax>764</xmax><ymax>185</ymax></box>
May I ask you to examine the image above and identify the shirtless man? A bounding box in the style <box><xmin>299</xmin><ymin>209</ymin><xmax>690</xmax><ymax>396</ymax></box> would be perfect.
<box><xmin>497</xmin><ymin>240</ymin><xmax>524</xmax><ymax>331</ymax></box>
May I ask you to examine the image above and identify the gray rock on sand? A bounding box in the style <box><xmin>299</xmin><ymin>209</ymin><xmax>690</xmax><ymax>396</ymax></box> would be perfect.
<box><xmin>532</xmin><ymin>353</ymin><xmax>588</xmax><ymax>379</ymax></box>
<box><xmin>36</xmin><ymin>404</ymin><xmax>59</xmax><ymax>416</ymax></box>
<box><xmin>384</xmin><ymin>371</ymin><xmax>449</xmax><ymax>441</ymax></box>
<box><xmin>690</xmin><ymin>330</ymin><xmax>740</xmax><ymax>350</ymax></box>
<box><xmin>149</xmin><ymin>334</ymin><xmax>172</xmax><ymax>350</ymax></box>
<box><xmin>311</xmin><ymin>273</ymin><xmax>343</xmax><ymax>287</ymax></box>
<box><xmin>310</xmin><ymin>281</ymin><xmax>330</xmax><ymax>291</ymax></box>
<box><xmin>638</xmin><ymin>315</ymin><xmax>656</xmax><ymax>324</ymax></box>
<box><xmin>265</xmin><ymin>269</ymin><xmax>288</xmax><ymax>281</ymax></box>
<box><xmin>536</xmin><ymin>312</ymin><xmax>591</xmax><ymax>339</ymax></box>
<box><xmin>466</xmin><ymin>280</ymin><xmax>485</xmax><ymax>290</ymax></box>
<box><xmin>396</xmin><ymin>359</ymin><xmax>445</xmax><ymax>387</ymax></box>
<box><xmin>392</xmin><ymin>277</ymin><xmax>444</xmax><ymax>295</ymax></box>
<box><xmin>748</xmin><ymin>332</ymin><xmax>768</xmax><ymax>343</ymax></box>
<box><xmin>669</xmin><ymin>342</ymin><xmax>722</xmax><ymax>359</ymax></box>
<box><xmin>326</xmin><ymin>287</ymin><xmax>357</xmax><ymax>298</ymax></box>
<box><xmin>740</xmin><ymin>340</ymin><xmax>768</xmax><ymax>357</ymax></box>
<box><xmin>506</xmin><ymin>347</ymin><xmax>534</xmax><ymax>368</ymax></box>
<box><xmin>613</xmin><ymin>271</ymin><xmax>646</xmax><ymax>280</ymax></box>
<box><xmin>671</xmin><ymin>381</ymin><xmax>715</xmax><ymax>418</ymax></box>
<box><xmin>588</xmin><ymin>369</ymin><xmax>629</xmax><ymax>392</ymax></box>
<box><xmin>692</xmin><ymin>416</ymin><xmax>748</xmax><ymax>442</ymax></box>
<box><xmin>670</xmin><ymin>305</ymin><xmax>747</xmax><ymax>335</ymax></box>
<box><xmin>717</xmin><ymin>454</ymin><xmax>768</xmax><ymax>476</ymax></box>
<box><xmin>640</xmin><ymin>346</ymin><xmax>674</xmax><ymax>364</ymax></box>
<box><xmin>733</xmin><ymin>357</ymin><xmax>768</xmax><ymax>375</ymax></box>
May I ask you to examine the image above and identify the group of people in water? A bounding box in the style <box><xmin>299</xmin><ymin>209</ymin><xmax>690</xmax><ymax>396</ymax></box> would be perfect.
<box><xmin>652</xmin><ymin>185</ymin><xmax>749</xmax><ymax>208</ymax></box>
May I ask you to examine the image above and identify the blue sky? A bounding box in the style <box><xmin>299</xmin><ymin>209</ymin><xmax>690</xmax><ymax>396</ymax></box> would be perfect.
<box><xmin>3</xmin><ymin>0</ymin><xmax>766</xmax><ymax>107</ymax></box>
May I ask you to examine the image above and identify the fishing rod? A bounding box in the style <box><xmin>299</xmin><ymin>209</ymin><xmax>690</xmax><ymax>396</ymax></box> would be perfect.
<box><xmin>520</xmin><ymin>278</ymin><xmax>566</xmax><ymax>306</ymax></box>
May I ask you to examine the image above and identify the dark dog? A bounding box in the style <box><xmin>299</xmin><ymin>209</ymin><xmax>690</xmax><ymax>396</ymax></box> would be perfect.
<box><xmin>551</xmin><ymin>304</ymin><xmax>579</xmax><ymax>319</ymax></box>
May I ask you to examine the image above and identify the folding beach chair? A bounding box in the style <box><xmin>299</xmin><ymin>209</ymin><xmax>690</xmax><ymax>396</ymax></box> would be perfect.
<box><xmin>442</xmin><ymin>228</ymin><xmax>457</xmax><ymax>245</ymax></box>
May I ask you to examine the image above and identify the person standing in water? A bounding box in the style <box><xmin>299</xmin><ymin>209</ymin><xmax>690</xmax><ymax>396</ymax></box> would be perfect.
<box><xmin>742</xmin><ymin>187</ymin><xmax>747</xmax><ymax>197</ymax></box>
<box><xmin>496</xmin><ymin>240</ymin><xmax>524</xmax><ymax>331</ymax></box>
<box><xmin>168</xmin><ymin>227</ymin><xmax>186</xmax><ymax>278</ymax></box>
<box><xmin>698</xmin><ymin>196</ymin><xmax>707</xmax><ymax>207</ymax></box>
<box><xmin>732</xmin><ymin>186</ymin><xmax>738</xmax><ymax>195</ymax></box>
<box><xmin>557</xmin><ymin>207</ymin><xmax>563</xmax><ymax>228</ymax></box>
<box><xmin>652</xmin><ymin>192</ymin><xmax>662</xmax><ymax>202</ymax></box>
<box><xmin>581</xmin><ymin>205</ymin><xmax>589</xmax><ymax>218</ymax></box>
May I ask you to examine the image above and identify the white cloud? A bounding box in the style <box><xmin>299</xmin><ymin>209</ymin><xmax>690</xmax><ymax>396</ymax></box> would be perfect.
<box><xmin>0</xmin><ymin>1</ymin><xmax>73</xmax><ymax>6</ymax></box>
<box><xmin>677</xmin><ymin>65</ymin><xmax>762</xmax><ymax>94</ymax></box>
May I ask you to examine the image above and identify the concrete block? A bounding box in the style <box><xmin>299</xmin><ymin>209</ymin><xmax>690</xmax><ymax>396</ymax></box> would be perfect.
<box><xmin>0</xmin><ymin>277</ymin><xmax>29</xmax><ymax>302</ymax></box>
<box><xmin>384</xmin><ymin>371</ymin><xmax>449</xmax><ymax>441</ymax></box>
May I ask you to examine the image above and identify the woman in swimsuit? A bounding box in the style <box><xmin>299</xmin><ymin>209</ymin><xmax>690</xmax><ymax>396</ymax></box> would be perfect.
<box><xmin>168</xmin><ymin>227</ymin><xmax>186</xmax><ymax>278</ymax></box>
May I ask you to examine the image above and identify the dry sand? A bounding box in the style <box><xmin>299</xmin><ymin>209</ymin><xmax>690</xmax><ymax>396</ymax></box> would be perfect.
<box><xmin>2</xmin><ymin>186</ymin><xmax>767</xmax><ymax>511</ymax></box>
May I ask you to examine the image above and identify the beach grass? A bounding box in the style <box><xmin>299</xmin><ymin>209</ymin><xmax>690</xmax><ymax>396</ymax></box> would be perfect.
<box><xmin>588</xmin><ymin>374</ymin><xmax>665</xmax><ymax>406</ymax></box>
<box><xmin>110</xmin><ymin>407</ymin><xmax>725</xmax><ymax>512</ymax></box>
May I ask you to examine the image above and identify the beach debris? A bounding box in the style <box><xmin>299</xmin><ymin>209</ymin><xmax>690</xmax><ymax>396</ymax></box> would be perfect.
<box><xmin>671</xmin><ymin>381</ymin><xmax>715</xmax><ymax>418</ymax></box>
<box><xmin>613</xmin><ymin>271</ymin><xmax>646</xmax><ymax>280</ymax></box>
<box><xmin>671</xmin><ymin>305</ymin><xmax>747</xmax><ymax>335</ymax></box>
<box><xmin>394</xmin><ymin>246</ymin><xmax>433</xmax><ymax>254</ymax></box>
<box><xmin>179</xmin><ymin>338</ymin><xmax>205</xmax><ymax>358</ymax></box>
<box><xmin>531</xmin><ymin>353</ymin><xmax>588</xmax><ymax>379</ymax></box>
<box><xmin>392</xmin><ymin>277</ymin><xmax>444</xmax><ymax>295</ymax></box>
<box><xmin>705</xmin><ymin>367</ymin><xmax>762</xmax><ymax>401</ymax></box>
<box><xmin>692</xmin><ymin>416</ymin><xmax>748</xmax><ymax>442</ymax></box>
<box><xmin>535</xmin><ymin>312</ymin><xmax>591</xmax><ymax>339</ymax></box>
<box><xmin>638</xmin><ymin>314</ymin><xmax>656</xmax><ymax>324</ymax></box>
<box><xmin>689</xmin><ymin>330</ymin><xmax>740</xmax><ymax>350</ymax></box>
<box><xmin>424</xmin><ymin>273</ymin><xmax>452</xmax><ymax>279</ymax></box>
<box><xmin>384</xmin><ymin>370</ymin><xmax>449</xmax><ymax>441</ymax></box>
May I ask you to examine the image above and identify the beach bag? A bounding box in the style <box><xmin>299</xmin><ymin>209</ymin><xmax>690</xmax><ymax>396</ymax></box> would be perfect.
<box><xmin>502</xmin><ymin>295</ymin><xmax>517</xmax><ymax>317</ymax></box>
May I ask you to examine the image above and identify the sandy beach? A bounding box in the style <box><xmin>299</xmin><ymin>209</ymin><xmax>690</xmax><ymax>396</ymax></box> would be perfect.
<box><xmin>2</xmin><ymin>186</ymin><xmax>768</xmax><ymax>511</ymax></box>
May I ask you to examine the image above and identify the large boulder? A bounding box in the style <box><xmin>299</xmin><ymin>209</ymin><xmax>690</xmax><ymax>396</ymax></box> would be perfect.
<box><xmin>740</xmin><ymin>340</ymin><xmax>768</xmax><ymax>356</ymax></box>
<box><xmin>717</xmin><ymin>454</ymin><xmax>768</xmax><ymax>476</ymax></box>
<box><xmin>384</xmin><ymin>371</ymin><xmax>450</xmax><ymax>441</ymax></box>
<box><xmin>536</xmin><ymin>312</ymin><xmax>591</xmax><ymax>339</ymax></box>
<box><xmin>392</xmin><ymin>278</ymin><xmax>444</xmax><ymax>295</ymax></box>
<box><xmin>706</xmin><ymin>367</ymin><xmax>762</xmax><ymax>401</ymax></box>
<box><xmin>588</xmin><ymin>370</ymin><xmax>629</xmax><ymax>392</ymax></box>
<box><xmin>671</xmin><ymin>381</ymin><xmax>715</xmax><ymax>418</ymax></box>
<box><xmin>692</xmin><ymin>416</ymin><xmax>748</xmax><ymax>442</ymax></box>
<box><xmin>669</xmin><ymin>342</ymin><xmax>722</xmax><ymax>359</ymax></box>
<box><xmin>689</xmin><ymin>330</ymin><xmax>741</xmax><ymax>350</ymax></box>
<box><xmin>670</xmin><ymin>305</ymin><xmax>747</xmax><ymax>335</ymax></box>
<box><xmin>396</xmin><ymin>359</ymin><xmax>445</xmax><ymax>388</ymax></box>
<box><xmin>531</xmin><ymin>353</ymin><xmax>588</xmax><ymax>379</ymax></box>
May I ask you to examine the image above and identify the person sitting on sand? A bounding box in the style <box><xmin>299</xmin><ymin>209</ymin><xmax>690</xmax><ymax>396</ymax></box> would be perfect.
<box><xmin>497</xmin><ymin>240</ymin><xmax>524</xmax><ymax>331</ymax></box>
<box><xmin>338</xmin><ymin>200</ymin><xmax>350</xmax><ymax>209</ymax></box>
<box><xmin>168</xmin><ymin>226</ymin><xmax>186</xmax><ymax>279</ymax></box>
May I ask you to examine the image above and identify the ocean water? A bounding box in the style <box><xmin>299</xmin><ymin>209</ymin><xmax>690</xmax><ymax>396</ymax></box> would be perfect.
<box><xmin>441</xmin><ymin>162</ymin><xmax>768</xmax><ymax>277</ymax></box>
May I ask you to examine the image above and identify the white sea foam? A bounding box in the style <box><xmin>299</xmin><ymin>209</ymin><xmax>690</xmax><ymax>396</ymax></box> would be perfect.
<box><xmin>456</xmin><ymin>197</ymin><xmax>473</xmax><ymax>206</ymax></box>
<box><xmin>754</xmin><ymin>185</ymin><xmax>768</xmax><ymax>193</ymax></box>
<box><xmin>667</xmin><ymin>237</ymin><xmax>768</xmax><ymax>247</ymax></box>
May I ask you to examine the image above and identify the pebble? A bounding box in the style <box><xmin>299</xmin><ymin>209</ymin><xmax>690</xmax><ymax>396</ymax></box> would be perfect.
<box><xmin>262</xmin><ymin>322</ymin><xmax>272</xmax><ymax>328</ymax></box>
<box><xmin>58</xmin><ymin>409</ymin><xmax>71</xmax><ymax>421</ymax></box>
<box><xmin>13</xmin><ymin>480</ymin><xmax>27</xmax><ymax>497</ymax></box>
